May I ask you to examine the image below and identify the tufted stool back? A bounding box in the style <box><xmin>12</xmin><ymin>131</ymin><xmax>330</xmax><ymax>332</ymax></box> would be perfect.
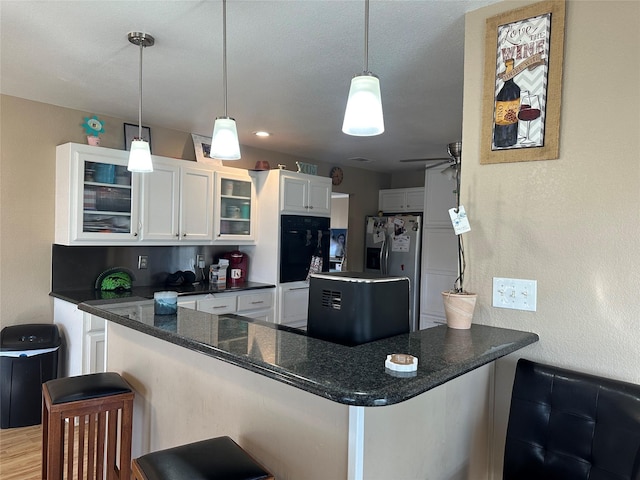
<box><xmin>504</xmin><ymin>359</ymin><xmax>640</xmax><ymax>480</ymax></box>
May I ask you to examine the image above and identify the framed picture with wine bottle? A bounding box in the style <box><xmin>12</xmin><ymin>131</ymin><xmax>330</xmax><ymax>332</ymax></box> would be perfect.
<box><xmin>480</xmin><ymin>0</ymin><xmax>565</xmax><ymax>165</ymax></box>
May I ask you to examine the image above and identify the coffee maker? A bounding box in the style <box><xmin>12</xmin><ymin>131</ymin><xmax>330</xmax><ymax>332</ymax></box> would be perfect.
<box><xmin>222</xmin><ymin>251</ymin><xmax>249</xmax><ymax>287</ymax></box>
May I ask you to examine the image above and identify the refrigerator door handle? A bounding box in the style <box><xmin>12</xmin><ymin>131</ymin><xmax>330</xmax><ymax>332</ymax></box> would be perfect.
<box><xmin>382</xmin><ymin>234</ymin><xmax>390</xmax><ymax>275</ymax></box>
<box><xmin>378</xmin><ymin>236</ymin><xmax>385</xmax><ymax>274</ymax></box>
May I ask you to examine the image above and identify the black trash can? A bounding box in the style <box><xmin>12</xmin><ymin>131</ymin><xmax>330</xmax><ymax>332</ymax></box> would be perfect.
<box><xmin>0</xmin><ymin>324</ymin><xmax>61</xmax><ymax>428</ymax></box>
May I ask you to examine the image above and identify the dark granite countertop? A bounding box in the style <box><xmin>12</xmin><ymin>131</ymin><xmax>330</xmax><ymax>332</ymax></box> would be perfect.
<box><xmin>78</xmin><ymin>297</ymin><xmax>539</xmax><ymax>407</ymax></box>
<box><xmin>50</xmin><ymin>281</ymin><xmax>275</xmax><ymax>305</ymax></box>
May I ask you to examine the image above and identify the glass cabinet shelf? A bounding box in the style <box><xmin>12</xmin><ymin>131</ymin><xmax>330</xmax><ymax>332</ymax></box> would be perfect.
<box><xmin>215</xmin><ymin>174</ymin><xmax>256</xmax><ymax>241</ymax></box>
<box><xmin>79</xmin><ymin>159</ymin><xmax>137</xmax><ymax>237</ymax></box>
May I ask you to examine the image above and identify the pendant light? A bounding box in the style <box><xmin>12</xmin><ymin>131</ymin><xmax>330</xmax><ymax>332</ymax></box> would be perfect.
<box><xmin>127</xmin><ymin>32</ymin><xmax>154</xmax><ymax>172</ymax></box>
<box><xmin>211</xmin><ymin>0</ymin><xmax>241</xmax><ymax>160</ymax></box>
<box><xmin>342</xmin><ymin>0</ymin><xmax>384</xmax><ymax>136</ymax></box>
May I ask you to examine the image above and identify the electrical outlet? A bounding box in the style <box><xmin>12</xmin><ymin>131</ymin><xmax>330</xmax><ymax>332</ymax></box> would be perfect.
<box><xmin>138</xmin><ymin>255</ymin><xmax>148</xmax><ymax>269</ymax></box>
<box><xmin>196</xmin><ymin>254</ymin><xmax>205</xmax><ymax>269</ymax></box>
<box><xmin>492</xmin><ymin>277</ymin><xmax>537</xmax><ymax>311</ymax></box>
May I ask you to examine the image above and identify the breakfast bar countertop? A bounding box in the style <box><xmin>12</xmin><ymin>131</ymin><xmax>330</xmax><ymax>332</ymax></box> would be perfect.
<box><xmin>79</xmin><ymin>297</ymin><xmax>538</xmax><ymax>407</ymax></box>
<box><xmin>50</xmin><ymin>281</ymin><xmax>275</xmax><ymax>305</ymax></box>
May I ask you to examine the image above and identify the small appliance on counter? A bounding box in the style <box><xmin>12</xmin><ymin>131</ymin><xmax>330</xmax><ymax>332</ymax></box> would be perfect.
<box><xmin>307</xmin><ymin>272</ymin><xmax>410</xmax><ymax>346</ymax></box>
<box><xmin>222</xmin><ymin>251</ymin><xmax>249</xmax><ymax>287</ymax></box>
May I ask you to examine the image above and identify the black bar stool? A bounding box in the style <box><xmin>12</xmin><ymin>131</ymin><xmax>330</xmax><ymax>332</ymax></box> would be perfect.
<box><xmin>42</xmin><ymin>372</ymin><xmax>134</xmax><ymax>480</ymax></box>
<box><xmin>131</xmin><ymin>436</ymin><xmax>274</xmax><ymax>480</ymax></box>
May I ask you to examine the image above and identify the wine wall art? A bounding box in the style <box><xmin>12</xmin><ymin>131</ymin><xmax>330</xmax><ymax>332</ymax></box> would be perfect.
<box><xmin>480</xmin><ymin>0</ymin><xmax>565</xmax><ymax>165</ymax></box>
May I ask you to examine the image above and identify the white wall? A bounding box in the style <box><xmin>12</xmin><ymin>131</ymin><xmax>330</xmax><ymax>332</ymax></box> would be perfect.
<box><xmin>463</xmin><ymin>0</ymin><xmax>640</xmax><ymax>475</ymax></box>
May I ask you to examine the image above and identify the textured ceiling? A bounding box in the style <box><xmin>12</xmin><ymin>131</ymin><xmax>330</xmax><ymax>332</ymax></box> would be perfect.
<box><xmin>0</xmin><ymin>0</ymin><xmax>498</xmax><ymax>172</ymax></box>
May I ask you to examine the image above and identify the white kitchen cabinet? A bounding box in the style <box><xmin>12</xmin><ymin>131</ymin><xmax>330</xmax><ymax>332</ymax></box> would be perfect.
<box><xmin>141</xmin><ymin>159</ymin><xmax>213</xmax><ymax>242</ymax></box>
<box><xmin>55</xmin><ymin>143</ymin><xmax>141</xmax><ymax>245</ymax></box>
<box><xmin>54</xmin><ymin>298</ymin><xmax>106</xmax><ymax>376</ymax></box>
<box><xmin>197</xmin><ymin>294</ymin><xmax>237</xmax><ymax>315</ymax></box>
<box><xmin>278</xmin><ymin>282</ymin><xmax>309</xmax><ymax>328</ymax></box>
<box><xmin>177</xmin><ymin>297</ymin><xmax>197</xmax><ymax>310</ymax></box>
<box><xmin>378</xmin><ymin>187</ymin><xmax>425</xmax><ymax>213</ymax></box>
<box><xmin>424</xmin><ymin>168</ymin><xmax>456</xmax><ymax>227</ymax></box>
<box><xmin>187</xmin><ymin>289</ymin><xmax>275</xmax><ymax>323</ymax></box>
<box><xmin>213</xmin><ymin>169</ymin><xmax>256</xmax><ymax>244</ymax></box>
<box><xmin>280</xmin><ymin>172</ymin><xmax>331</xmax><ymax>216</ymax></box>
<box><xmin>236</xmin><ymin>290</ymin><xmax>274</xmax><ymax>323</ymax></box>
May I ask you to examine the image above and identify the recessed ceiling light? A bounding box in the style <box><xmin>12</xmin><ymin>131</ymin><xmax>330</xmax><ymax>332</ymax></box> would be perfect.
<box><xmin>254</xmin><ymin>131</ymin><xmax>271</xmax><ymax>137</ymax></box>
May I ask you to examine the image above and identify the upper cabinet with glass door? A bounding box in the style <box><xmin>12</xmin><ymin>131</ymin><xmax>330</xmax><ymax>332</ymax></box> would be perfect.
<box><xmin>213</xmin><ymin>169</ymin><xmax>256</xmax><ymax>243</ymax></box>
<box><xmin>55</xmin><ymin>143</ymin><xmax>140</xmax><ymax>245</ymax></box>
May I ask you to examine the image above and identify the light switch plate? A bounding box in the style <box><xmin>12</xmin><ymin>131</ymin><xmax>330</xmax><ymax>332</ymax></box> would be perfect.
<box><xmin>492</xmin><ymin>277</ymin><xmax>537</xmax><ymax>312</ymax></box>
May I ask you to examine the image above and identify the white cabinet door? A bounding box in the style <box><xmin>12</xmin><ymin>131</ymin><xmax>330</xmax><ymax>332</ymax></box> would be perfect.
<box><xmin>379</xmin><ymin>190</ymin><xmax>407</xmax><ymax>212</ymax></box>
<box><xmin>281</xmin><ymin>173</ymin><xmax>332</xmax><ymax>216</ymax></box>
<box><xmin>180</xmin><ymin>166</ymin><xmax>214</xmax><ymax>241</ymax></box>
<box><xmin>378</xmin><ymin>188</ymin><xmax>425</xmax><ymax>213</ymax></box>
<box><xmin>141</xmin><ymin>160</ymin><xmax>180</xmax><ymax>240</ymax></box>
<box><xmin>281</xmin><ymin>175</ymin><xmax>309</xmax><ymax>213</ymax></box>
<box><xmin>425</xmin><ymin>169</ymin><xmax>456</xmax><ymax>226</ymax></box>
<box><xmin>213</xmin><ymin>170</ymin><xmax>256</xmax><ymax>243</ymax></box>
<box><xmin>141</xmin><ymin>162</ymin><xmax>213</xmax><ymax>242</ymax></box>
<box><xmin>405</xmin><ymin>188</ymin><xmax>425</xmax><ymax>212</ymax></box>
<box><xmin>84</xmin><ymin>331</ymin><xmax>106</xmax><ymax>374</ymax></box>
<box><xmin>308</xmin><ymin>178</ymin><xmax>332</xmax><ymax>216</ymax></box>
<box><xmin>236</xmin><ymin>291</ymin><xmax>273</xmax><ymax>313</ymax></box>
<box><xmin>197</xmin><ymin>295</ymin><xmax>237</xmax><ymax>315</ymax></box>
<box><xmin>56</xmin><ymin>143</ymin><xmax>141</xmax><ymax>245</ymax></box>
<box><xmin>279</xmin><ymin>283</ymin><xmax>309</xmax><ymax>328</ymax></box>
<box><xmin>83</xmin><ymin>314</ymin><xmax>106</xmax><ymax>374</ymax></box>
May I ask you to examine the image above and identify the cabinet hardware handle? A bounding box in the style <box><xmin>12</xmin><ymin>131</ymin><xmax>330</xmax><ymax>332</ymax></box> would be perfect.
<box><xmin>212</xmin><ymin>305</ymin><xmax>229</xmax><ymax>309</ymax></box>
<box><xmin>175</xmin><ymin>233</ymin><xmax>179</xmax><ymax>237</ymax></box>
<box><xmin>309</xmin><ymin>206</ymin><xmax>313</xmax><ymax>209</ymax></box>
<box><xmin>250</xmin><ymin>301</ymin><xmax>264</xmax><ymax>305</ymax></box>
<box><xmin>289</xmin><ymin>287</ymin><xmax>308</xmax><ymax>291</ymax></box>
<box><xmin>134</xmin><ymin>232</ymin><xmax>138</xmax><ymax>236</ymax></box>
<box><xmin>183</xmin><ymin>233</ymin><xmax>187</xmax><ymax>237</ymax></box>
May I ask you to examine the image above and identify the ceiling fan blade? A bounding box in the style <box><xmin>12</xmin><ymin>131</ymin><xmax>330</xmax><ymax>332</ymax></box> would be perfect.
<box><xmin>424</xmin><ymin>160</ymin><xmax>452</xmax><ymax>170</ymax></box>
<box><xmin>398</xmin><ymin>157</ymin><xmax>451</xmax><ymax>163</ymax></box>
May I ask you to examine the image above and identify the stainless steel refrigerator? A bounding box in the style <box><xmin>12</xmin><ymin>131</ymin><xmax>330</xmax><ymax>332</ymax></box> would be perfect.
<box><xmin>364</xmin><ymin>214</ymin><xmax>422</xmax><ymax>331</ymax></box>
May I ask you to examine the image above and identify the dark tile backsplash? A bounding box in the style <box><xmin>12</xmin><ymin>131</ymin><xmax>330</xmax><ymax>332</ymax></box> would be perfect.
<box><xmin>52</xmin><ymin>244</ymin><xmax>234</xmax><ymax>291</ymax></box>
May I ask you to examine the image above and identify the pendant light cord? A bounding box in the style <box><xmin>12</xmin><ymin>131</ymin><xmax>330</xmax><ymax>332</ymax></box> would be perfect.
<box><xmin>222</xmin><ymin>0</ymin><xmax>228</xmax><ymax>117</ymax></box>
<box><xmin>363</xmin><ymin>0</ymin><xmax>369</xmax><ymax>73</ymax></box>
<box><xmin>138</xmin><ymin>41</ymin><xmax>144</xmax><ymax>139</ymax></box>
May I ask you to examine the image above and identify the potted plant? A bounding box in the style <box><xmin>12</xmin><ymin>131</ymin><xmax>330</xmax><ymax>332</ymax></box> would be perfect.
<box><xmin>441</xmin><ymin>141</ymin><xmax>477</xmax><ymax>329</ymax></box>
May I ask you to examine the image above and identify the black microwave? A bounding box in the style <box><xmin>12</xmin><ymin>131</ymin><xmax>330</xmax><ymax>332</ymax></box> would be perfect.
<box><xmin>280</xmin><ymin>215</ymin><xmax>330</xmax><ymax>283</ymax></box>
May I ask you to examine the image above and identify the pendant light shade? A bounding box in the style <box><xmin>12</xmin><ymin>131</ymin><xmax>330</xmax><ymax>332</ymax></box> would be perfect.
<box><xmin>342</xmin><ymin>73</ymin><xmax>384</xmax><ymax>136</ymax></box>
<box><xmin>211</xmin><ymin>116</ymin><xmax>241</xmax><ymax>160</ymax></box>
<box><xmin>342</xmin><ymin>0</ymin><xmax>384</xmax><ymax>136</ymax></box>
<box><xmin>211</xmin><ymin>0</ymin><xmax>241</xmax><ymax>160</ymax></box>
<box><xmin>127</xmin><ymin>32</ymin><xmax>154</xmax><ymax>172</ymax></box>
<box><xmin>128</xmin><ymin>139</ymin><xmax>153</xmax><ymax>172</ymax></box>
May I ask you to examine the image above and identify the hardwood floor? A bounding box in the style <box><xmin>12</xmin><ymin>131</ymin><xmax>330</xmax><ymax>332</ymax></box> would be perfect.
<box><xmin>0</xmin><ymin>424</ymin><xmax>41</xmax><ymax>480</ymax></box>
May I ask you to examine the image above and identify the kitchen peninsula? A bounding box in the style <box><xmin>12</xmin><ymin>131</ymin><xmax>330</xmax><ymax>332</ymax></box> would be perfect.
<box><xmin>79</xmin><ymin>297</ymin><xmax>537</xmax><ymax>479</ymax></box>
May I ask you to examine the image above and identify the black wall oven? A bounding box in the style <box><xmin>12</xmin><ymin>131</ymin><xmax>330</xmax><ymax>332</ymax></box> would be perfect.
<box><xmin>280</xmin><ymin>215</ymin><xmax>330</xmax><ymax>283</ymax></box>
